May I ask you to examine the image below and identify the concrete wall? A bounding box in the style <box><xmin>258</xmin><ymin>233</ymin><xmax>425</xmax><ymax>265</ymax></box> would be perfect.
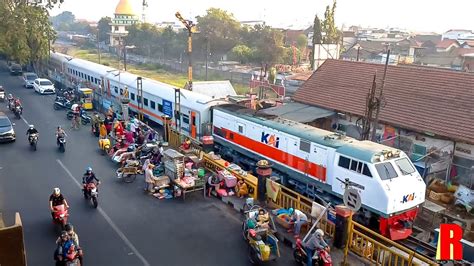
<box><xmin>0</xmin><ymin>213</ymin><xmax>27</xmax><ymax>266</ymax></box>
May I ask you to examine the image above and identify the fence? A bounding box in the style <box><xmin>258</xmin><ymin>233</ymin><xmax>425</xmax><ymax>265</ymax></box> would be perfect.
<box><xmin>201</xmin><ymin>153</ymin><xmax>258</xmax><ymax>199</ymax></box>
<box><xmin>345</xmin><ymin>220</ymin><xmax>437</xmax><ymax>266</ymax></box>
<box><xmin>267</xmin><ymin>184</ymin><xmax>336</xmax><ymax>238</ymax></box>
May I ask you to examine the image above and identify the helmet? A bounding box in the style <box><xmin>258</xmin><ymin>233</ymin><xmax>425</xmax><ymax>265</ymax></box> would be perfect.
<box><xmin>288</xmin><ymin>208</ymin><xmax>294</xmax><ymax>215</ymax></box>
<box><xmin>65</xmin><ymin>223</ymin><xmax>74</xmax><ymax>232</ymax></box>
<box><xmin>316</xmin><ymin>229</ymin><xmax>324</xmax><ymax>237</ymax></box>
<box><xmin>57</xmin><ymin>126</ymin><xmax>62</xmax><ymax>129</ymax></box>
<box><xmin>53</xmin><ymin>188</ymin><xmax>60</xmax><ymax>195</ymax></box>
<box><xmin>29</xmin><ymin>125</ymin><xmax>34</xmax><ymax>129</ymax></box>
<box><xmin>86</xmin><ymin>167</ymin><xmax>92</xmax><ymax>172</ymax></box>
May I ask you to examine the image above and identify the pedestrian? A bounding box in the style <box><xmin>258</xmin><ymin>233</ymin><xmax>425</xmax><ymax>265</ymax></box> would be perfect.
<box><xmin>144</xmin><ymin>163</ymin><xmax>156</xmax><ymax>193</ymax></box>
<box><xmin>288</xmin><ymin>208</ymin><xmax>308</xmax><ymax>237</ymax></box>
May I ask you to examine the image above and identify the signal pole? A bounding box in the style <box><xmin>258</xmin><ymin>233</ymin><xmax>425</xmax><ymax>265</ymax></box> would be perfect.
<box><xmin>175</xmin><ymin>12</ymin><xmax>196</xmax><ymax>90</ymax></box>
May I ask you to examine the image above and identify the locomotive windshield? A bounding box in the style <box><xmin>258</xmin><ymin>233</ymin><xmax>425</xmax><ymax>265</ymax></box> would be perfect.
<box><xmin>375</xmin><ymin>162</ymin><xmax>398</xmax><ymax>180</ymax></box>
<box><xmin>395</xmin><ymin>158</ymin><xmax>416</xmax><ymax>175</ymax></box>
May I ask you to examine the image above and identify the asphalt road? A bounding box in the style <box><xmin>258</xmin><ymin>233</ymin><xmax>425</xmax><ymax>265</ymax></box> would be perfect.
<box><xmin>0</xmin><ymin>63</ymin><xmax>294</xmax><ymax>266</ymax></box>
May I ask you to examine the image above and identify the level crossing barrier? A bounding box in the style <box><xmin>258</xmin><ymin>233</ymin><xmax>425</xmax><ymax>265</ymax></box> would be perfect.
<box><xmin>344</xmin><ymin>219</ymin><xmax>438</xmax><ymax>265</ymax></box>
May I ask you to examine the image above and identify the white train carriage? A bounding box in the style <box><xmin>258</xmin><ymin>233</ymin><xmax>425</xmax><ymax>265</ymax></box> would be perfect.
<box><xmin>49</xmin><ymin>52</ymin><xmax>225</xmax><ymax>139</ymax></box>
<box><xmin>212</xmin><ymin>104</ymin><xmax>426</xmax><ymax>240</ymax></box>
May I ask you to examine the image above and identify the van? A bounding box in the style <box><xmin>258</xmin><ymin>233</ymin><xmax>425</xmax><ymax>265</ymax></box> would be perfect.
<box><xmin>10</xmin><ymin>64</ymin><xmax>23</xmax><ymax>75</ymax></box>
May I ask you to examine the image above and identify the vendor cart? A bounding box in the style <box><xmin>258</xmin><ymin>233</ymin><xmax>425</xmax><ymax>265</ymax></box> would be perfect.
<box><xmin>163</xmin><ymin>149</ymin><xmax>185</xmax><ymax>180</ymax></box>
<box><xmin>116</xmin><ymin>160</ymin><xmax>142</xmax><ymax>183</ymax></box>
<box><xmin>172</xmin><ymin>176</ymin><xmax>206</xmax><ymax>200</ymax></box>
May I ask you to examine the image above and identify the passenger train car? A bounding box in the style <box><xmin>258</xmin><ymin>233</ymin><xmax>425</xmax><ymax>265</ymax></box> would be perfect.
<box><xmin>212</xmin><ymin>104</ymin><xmax>426</xmax><ymax>240</ymax></box>
<box><xmin>49</xmin><ymin>52</ymin><xmax>224</xmax><ymax>139</ymax></box>
<box><xmin>49</xmin><ymin>53</ymin><xmax>426</xmax><ymax>240</ymax></box>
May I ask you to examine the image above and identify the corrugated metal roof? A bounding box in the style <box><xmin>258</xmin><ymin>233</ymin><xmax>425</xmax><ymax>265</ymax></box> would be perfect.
<box><xmin>258</xmin><ymin>102</ymin><xmax>334</xmax><ymax>123</ymax></box>
<box><xmin>192</xmin><ymin>81</ymin><xmax>237</xmax><ymax>99</ymax></box>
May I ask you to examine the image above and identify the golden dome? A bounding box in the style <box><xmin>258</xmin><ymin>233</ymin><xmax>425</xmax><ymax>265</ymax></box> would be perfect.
<box><xmin>115</xmin><ymin>0</ymin><xmax>135</xmax><ymax>15</ymax></box>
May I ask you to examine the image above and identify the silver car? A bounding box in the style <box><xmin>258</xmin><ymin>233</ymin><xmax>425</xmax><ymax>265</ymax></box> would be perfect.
<box><xmin>23</xmin><ymin>72</ymin><xmax>38</xmax><ymax>88</ymax></box>
<box><xmin>0</xmin><ymin>112</ymin><xmax>16</xmax><ymax>142</ymax></box>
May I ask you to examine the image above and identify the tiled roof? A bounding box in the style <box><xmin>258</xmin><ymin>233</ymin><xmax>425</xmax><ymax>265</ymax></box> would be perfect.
<box><xmin>436</xmin><ymin>39</ymin><xmax>460</xmax><ymax>49</ymax></box>
<box><xmin>293</xmin><ymin>59</ymin><xmax>474</xmax><ymax>143</ymax></box>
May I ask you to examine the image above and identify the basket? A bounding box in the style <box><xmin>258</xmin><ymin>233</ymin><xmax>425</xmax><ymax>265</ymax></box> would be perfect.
<box><xmin>429</xmin><ymin>190</ymin><xmax>442</xmax><ymax>201</ymax></box>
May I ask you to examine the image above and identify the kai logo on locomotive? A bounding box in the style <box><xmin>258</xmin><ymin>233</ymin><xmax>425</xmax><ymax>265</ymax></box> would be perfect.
<box><xmin>261</xmin><ymin>132</ymin><xmax>280</xmax><ymax>148</ymax></box>
<box><xmin>401</xmin><ymin>193</ymin><xmax>415</xmax><ymax>203</ymax></box>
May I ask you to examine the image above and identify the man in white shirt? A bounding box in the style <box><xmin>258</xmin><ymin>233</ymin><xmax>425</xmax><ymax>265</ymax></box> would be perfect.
<box><xmin>289</xmin><ymin>208</ymin><xmax>308</xmax><ymax>236</ymax></box>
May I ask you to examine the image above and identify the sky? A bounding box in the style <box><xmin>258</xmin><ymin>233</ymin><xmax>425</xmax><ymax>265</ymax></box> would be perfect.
<box><xmin>50</xmin><ymin>0</ymin><xmax>474</xmax><ymax>33</ymax></box>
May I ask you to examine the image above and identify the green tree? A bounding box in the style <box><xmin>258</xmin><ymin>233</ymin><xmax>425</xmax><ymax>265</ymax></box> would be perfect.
<box><xmin>196</xmin><ymin>8</ymin><xmax>241</xmax><ymax>61</ymax></box>
<box><xmin>0</xmin><ymin>0</ymin><xmax>59</xmax><ymax>65</ymax></box>
<box><xmin>50</xmin><ymin>11</ymin><xmax>75</xmax><ymax>30</ymax></box>
<box><xmin>296</xmin><ymin>34</ymin><xmax>308</xmax><ymax>51</ymax></box>
<box><xmin>310</xmin><ymin>15</ymin><xmax>323</xmax><ymax>69</ymax></box>
<box><xmin>322</xmin><ymin>0</ymin><xmax>339</xmax><ymax>43</ymax></box>
<box><xmin>230</xmin><ymin>44</ymin><xmax>252</xmax><ymax>63</ymax></box>
<box><xmin>97</xmin><ymin>16</ymin><xmax>112</xmax><ymax>44</ymax></box>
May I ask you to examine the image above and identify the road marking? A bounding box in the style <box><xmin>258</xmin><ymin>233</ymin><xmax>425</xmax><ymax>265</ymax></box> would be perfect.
<box><xmin>20</xmin><ymin>115</ymin><xmax>29</xmax><ymax>125</ymax></box>
<box><xmin>56</xmin><ymin>159</ymin><xmax>150</xmax><ymax>266</ymax></box>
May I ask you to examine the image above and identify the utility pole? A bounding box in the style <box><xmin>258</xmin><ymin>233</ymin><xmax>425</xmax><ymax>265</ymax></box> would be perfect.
<box><xmin>205</xmin><ymin>37</ymin><xmax>210</xmax><ymax>81</ymax></box>
<box><xmin>175</xmin><ymin>12</ymin><xmax>196</xmax><ymax>90</ymax></box>
<box><xmin>371</xmin><ymin>48</ymin><xmax>390</xmax><ymax>142</ymax></box>
<box><xmin>361</xmin><ymin>73</ymin><xmax>377</xmax><ymax>140</ymax></box>
<box><xmin>356</xmin><ymin>46</ymin><xmax>360</xmax><ymax>61</ymax></box>
<box><xmin>97</xmin><ymin>28</ymin><xmax>101</xmax><ymax>64</ymax></box>
<box><xmin>124</xmin><ymin>43</ymin><xmax>127</xmax><ymax>71</ymax></box>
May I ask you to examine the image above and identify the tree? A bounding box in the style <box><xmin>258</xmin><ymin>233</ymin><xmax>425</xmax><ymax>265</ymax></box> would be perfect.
<box><xmin>97</xmin><ymin>17</ymin><xmax>112</xmax><ymax>44</ymax></box>
<box><xmin>296</xmin><ymin>34</ymin><xmax>308</xmax><ymax>52</ymax></box>
<box><xmin>0</xmin><ymin>0</ymin><xmax>59</xmax><ymax>65</ymax></box>
<box><xmin>50</xmin><ymin>11</ymin><xmax>75</xmax><ymax>30</ymax></box>
<box><xmin>310</xmin><ymin>15</ymin><xmax>323</xmax><ymax>69</ymax></box>
<box><xmin>196</xmin><ymin>8</ymin><xmax>241</xmax><ymax>61</ymax></box>
<box><xmin>239</xmin><ymin>24</ymin><xmax>285</xmax><ymax>65</ymax></box>
<box><xmin>230</xmin><ymin>45</ymin><xmax>252</xmax><ymax>64</ymax></box>
<box><xmin>322</xmin><ymin>0</ymin><xmax>340</xmax><ymax>44</ymax></box>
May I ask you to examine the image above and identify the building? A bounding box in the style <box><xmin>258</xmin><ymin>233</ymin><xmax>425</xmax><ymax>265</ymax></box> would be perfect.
<box><xmin>292</xmin><ymin>59</ymin><xmax>474</xmax><ymax>187</ymax></box>
<box><xmin>155</xmin><ymin>21</ymin><xmax>184</xmax><ymax>32</ymax></box>
<box><xmin>442</xmin><ymin>29</ymin><xmax>473</xmax><ymax>40</ymax></box>
<box><xmin>435</xmin><ymin>39</ymin><xmax>461</xmax><ymax>52</ymax></box>
<box><xmin>109</xmin><ymin>0</ymin><xmax>139</xmax><ymax>47</ymax></box>
<box><xmin>240</xmin><ymin>20</ymin><xmax>265</xmax><ymax>28</ymax></box>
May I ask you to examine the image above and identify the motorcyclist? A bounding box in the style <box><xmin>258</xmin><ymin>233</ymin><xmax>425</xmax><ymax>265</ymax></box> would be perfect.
<box><xmin>26</xmin><ymin>125</ymin><xmax>39</xmax><ymax>142</ymax></box>
<box><xmin>54</xmin><ymin>231</ymin><xmax>79</xmax><ymax>266</ymax></box>
<box><xmin>56</xmin><ymin>224</ymin><xmax>83</xmax><ymax>265</ymax></box>
<box><xmin>14</xmin><ymin>98</ymin><xmax>22</xmax><ymax>109</ymax></box>
<box><xmin>82</xmin><ymin>167</ymin><xmax>100</xmax><ymax>196</ymax></box>
<box><xmin>91</xmin><ymin>111</ymin><xmax>100</xmax><ymax>134</ymax></box>
<box><xmin>49</xmin><ymin>188</ymin><xmax>69</xmax><ymax>219</ymax></box>
<box><xmin>7</xmin><ymin>93</ymin><xmax>14</xmax><ymax>109</ymax></box>
<box><xmin>56</xmin><ymin>126</ymin><xmax>67</xmax><ymax>146</ymax></box>
<box><xmin>303</xmin><ymin>229</ymin><xmax>329</xmax><ymax>266</ymax></box>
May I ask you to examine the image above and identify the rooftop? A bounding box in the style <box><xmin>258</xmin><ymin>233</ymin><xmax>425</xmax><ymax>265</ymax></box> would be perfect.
<box><xmin>293</xmin><ymin>59</ymin><xmax>474</xmax><ymax>144</ymax></box>
<box><xmin>115</xmin><ymin>0</ymin><xmax>135</xmax><ymax>15</ymax></box>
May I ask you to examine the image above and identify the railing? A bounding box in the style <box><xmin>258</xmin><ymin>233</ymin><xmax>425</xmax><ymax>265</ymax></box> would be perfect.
<box><xmin>268</xmin><ymin>184</ymin><xmax>335</xmax><ymax>238</ymax></box>
<box><xmin>345</xmin><ymin>220</ymin><xmax>438</xmax><ymax>266</ymax></box>
<box><xmin>201</xmin><ymin>153</ymin><xmax>258</xmax><ymax>199</ymax></box>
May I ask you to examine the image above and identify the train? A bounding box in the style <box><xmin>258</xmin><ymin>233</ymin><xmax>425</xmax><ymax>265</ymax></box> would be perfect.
<box><xmin>49</xmin><ymin>52</ymin><xmax>225</xmax><ymax>139</ymax></box>
<box><xmin>48</xmin><ymin>52</ymin><xmax>426</xmax><ymax>240</ymax></box>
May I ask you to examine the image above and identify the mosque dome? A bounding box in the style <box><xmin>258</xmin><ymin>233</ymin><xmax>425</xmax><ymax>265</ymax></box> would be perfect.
<box><xmin>115</xmin><ymin>0</ymin><xmax>135</xmax><ymax>15</ymax></box>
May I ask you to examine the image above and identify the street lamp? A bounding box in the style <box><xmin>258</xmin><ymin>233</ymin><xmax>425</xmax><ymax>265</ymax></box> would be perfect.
<box><xmin>175</xmin><ymin>12</ymin><xmax>197</xmax><ymax>89</ymax></box>
<box><xmin>123</xmin><ymin>45</ymin><xmax>136</xmax><ymax>71</ymax></box>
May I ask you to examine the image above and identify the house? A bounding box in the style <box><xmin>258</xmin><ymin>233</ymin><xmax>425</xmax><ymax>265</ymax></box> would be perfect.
<box><xmin>435</xmin><ymin>39</ymin><xmax>461</xmax><ymax>52</ymax></box>
<box><xmin>461</xmin><ymin>40</ymin><xmax>474</xmax><ymax>48</ymax></box>
<box><xmin>461</xmin><ymin>53</ymin><xmax>474</xmax><ymax>71</ymax></box>
<box><xmin>442</xmin><ymin>29</ymin><xmax>472</xmax><ymax>40</ymax></box>
<box><xmin>342</xmin><ymin>31</ymin><xmax>357</xmax><ymax>50</ymax></box>
<box><xmin>292</xmin><ymin>59</ymin><xmax>474</xmax><ymax>186</ymax></box>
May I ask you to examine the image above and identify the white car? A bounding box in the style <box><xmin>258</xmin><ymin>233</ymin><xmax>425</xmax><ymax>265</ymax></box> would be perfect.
<box><xmin>33</xmin><ymin>78</ymin><xmax>55</xmax><ymax>94</ymax></box>
<box><xmin>23</xmin><ymin>72</ymin><xmax>38</xmax><ymax>88</ymax></box>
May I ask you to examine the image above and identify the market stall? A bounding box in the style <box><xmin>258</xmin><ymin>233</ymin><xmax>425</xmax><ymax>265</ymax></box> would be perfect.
<box><xmin>163</xmin><ymin>149</ymin><xmax>206</xmax><ymax>200</ymax></box>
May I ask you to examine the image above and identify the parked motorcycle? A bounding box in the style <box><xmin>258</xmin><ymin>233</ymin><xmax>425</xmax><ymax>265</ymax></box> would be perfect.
<box><xmin>293</xmin><ymin>238</ymin><xmax>332</xmax><ymax>266</ymax></box>
<box><xmin>28</xmin><ymin>133</ymin><xmax>38</xmax><ymax>151</ymax></box>
<box><xmin>54</xmin><ymin>97</ymin><xmax>73</xmax><ymax>110</ymax></box>
<box><xmin>67</xmin><ymin>110</ymin><xmax>91</xmax><ymax>125</ymax></box>
<box><xmin>14</xmin><ymin>105</ymin><xmax>22</xmax><ymax>119</ymax></box>
<box><xmin>52</xmin><ymin>204</ymin><xmax>69</xmax><ymax>228</ymax></box>
<box><xmin>0</xmin><ymin>86</ymin><xmax>5</xmax><ymax>102</ymax></box>
<box><xmin>58</xmin><ymin>136</ymin><xmax>66</xmax><ymax>153</ymax></box>
<box><xmin>83</xmin><ymin>183</ymin><xmax>99</xmax><ymax>208</ymax></box>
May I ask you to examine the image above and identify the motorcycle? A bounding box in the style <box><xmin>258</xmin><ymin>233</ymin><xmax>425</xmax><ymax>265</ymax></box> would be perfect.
<box><xmin>61</xmin><ymin>243</ymin><xmax>81</xmax><ymax>266</ymax></box>
<box><xmin>14</xmin><ymin>105</ymin><xmax>22</xmax><ymax>119</ymax></box>
<box><xmin>67</xmin><ymin>110</ymin><xmax>91</xmax><ymax>125</ymax></box>
<box><xmin>52</xmin><ymin>204</ymin><xmax>69</xmax><ymax>228</ymax></box>
<box><xmin>58</xmin><ymin>136</ymin><xmax>66</xmax><ymax>152</ymax></box>
<box><xmin>8</xmin><ymin>100</ymin><xmax>15</xmax><ymax>111</ymax></box>
<box><xmin>54</xmin><ymin>97</ymin><xmax>73</xmax><ymax>110</ymax></box>
<box><xmin>29</xmin><ymin>133</ymin><xmax>38</xmax><ymax>151</ymax></box>
<box><xmin>293</xmin><ymin>238</ymin><xmax>332</xmax><ymax>266</ymax></box>
<box><xmin>83</xmin><ymin>183</ymin><xmax>99</xmax><ymax>208</ymax></box>
<box><xmin>0</xmin><ymin>86</ymin><xmax>4</xmax><ymax>101</ymax></box>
